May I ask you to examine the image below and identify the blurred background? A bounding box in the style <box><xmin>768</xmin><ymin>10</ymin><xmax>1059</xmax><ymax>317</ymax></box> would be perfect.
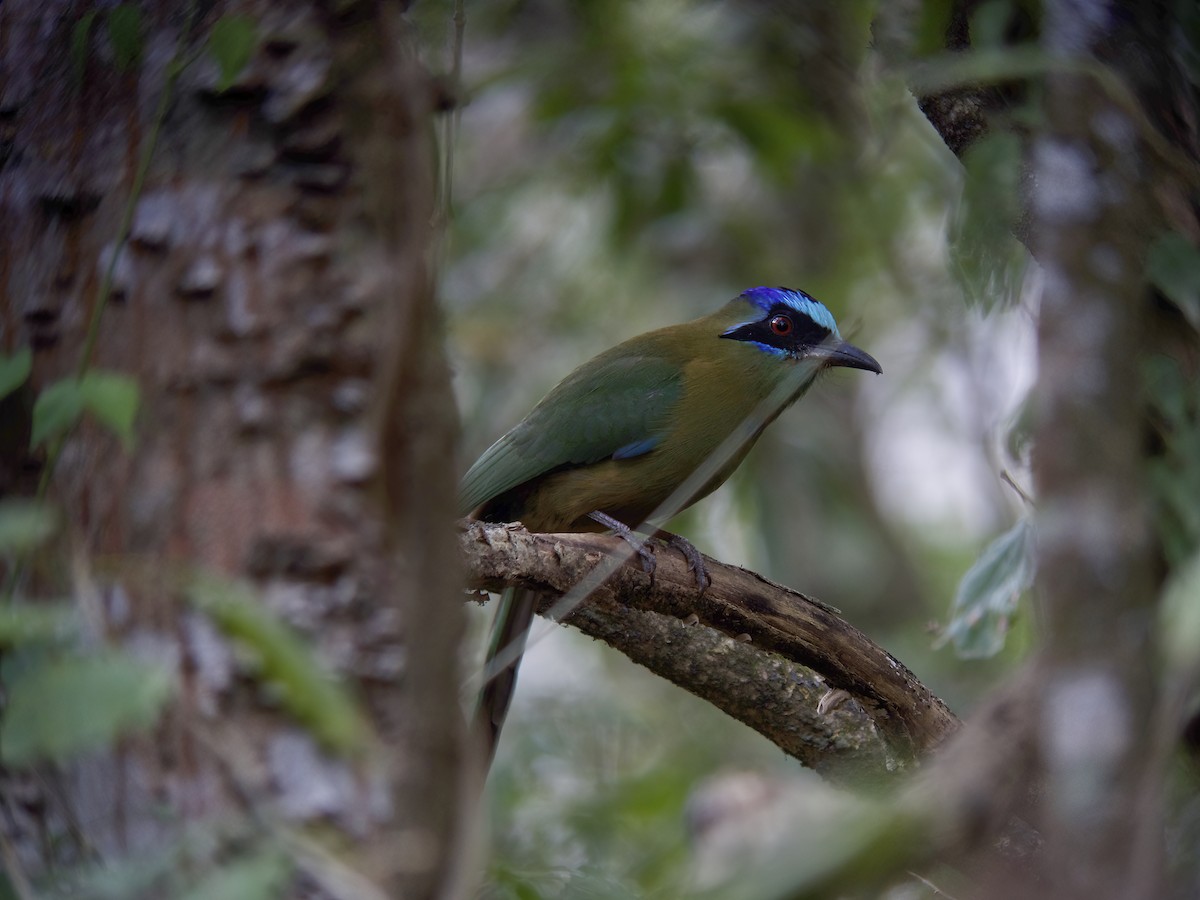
<box><xmin>419</xmin><ymin>1</ymin><xmax>1037</xmax><ymax>894</ymax></box>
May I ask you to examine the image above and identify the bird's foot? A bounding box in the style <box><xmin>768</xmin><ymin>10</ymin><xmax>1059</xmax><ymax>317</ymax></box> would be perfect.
<box><xmin>663</xmin><ymin>532</ymin><xmax>711</xmax><ymax>594</ymax></box>
<box><xmin>587</xmin><ymin>512</ymin><xmax>710</xmax><ymax>594</ymax></box>
<box><xmin>589</xmin><ymin>510</ymin><xmax>656</xmax><ymax>575</ymax></box>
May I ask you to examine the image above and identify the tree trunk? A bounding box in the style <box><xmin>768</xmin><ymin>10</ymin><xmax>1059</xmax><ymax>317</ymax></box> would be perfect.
<box><xmin>0</xmin><ymin>2</ymin><xmax>465</xmax><ymax>898</ymax></box>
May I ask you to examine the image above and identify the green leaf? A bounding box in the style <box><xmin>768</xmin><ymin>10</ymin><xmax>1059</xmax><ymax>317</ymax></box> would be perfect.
<box><xmin>0</xmin><ymin>603</ymin><xmax>76</xmax><ymax>647</ymax></box>
<box><xmin>940</xmin><ymin>518</ymin><xmax>1036</xmax><ymax>658</ymax></box>
<box><xmin>208</xmin><ymin>15</ymin><xmax>258</xmax><ymax>92</ymax></box>
<box><xmin>949</xmin><ymin>131</ymin><xmax>1029</xmax><ymax>309</ymax></box>
<box><xmin>1147</xmin><ymin>231</ymin><xmax>1200</xmax><ymax>331</ymax></box>
<box><xmin>186</xmin><ymin>575</ymin><xmax>368</xmax><ymax>753</ymax></box>
<box><xmin>691</xmin><ymin>777</ymin><xmax>913</xmax><ymax>899</ymax></box>
<box><xmin>1161</xmin><ymin>550</ymin><xmax>1200</xmax><ymax>675</ymax></box>
<box><xmin>107</xmin><ymin>4</ymin><xmax>144</xmax><ymax>73</ymax></box>
<box><xmin>969</xmin><ymin>0</ymin><xmax>1014</xmax><ymax>49</ymax></box>
<box><xmin>0</xmin><ymin>347</ymin><xmax>32</xmax><ymax>402</ymax></box>
<box><xmin>177</xmin><ymin>848</ymin><xmax>291</xmax><ymax>900</ymax></box>
<box><xmin>71</xmin><ymin>10</ymin><xmax>100</xmax><ymax>84</ymax></box>
<box><xmin>0</xmin><ymin>651</ymin><xmax>173</xmax><ymax>765</ymax></box>
<box><xmin>81</xmin><ymin>371</ymin><xmax>140</xmax><ymax>448</ymax></box>
<box><xmin>0</xmin><ymin>499</ymin><xmax>59</xmax><ymax>555</ymax></box>
<box><xmin>30</xmin><ymin>379</ymin><xmax>86</xmax><ymax>449</ymax></box>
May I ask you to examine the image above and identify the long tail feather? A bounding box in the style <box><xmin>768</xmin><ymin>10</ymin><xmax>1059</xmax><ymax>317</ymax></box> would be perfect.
<box><xmin>476</xmin><ymin>586</ymin><xmax>537</xmax><ymax>762</ymax></box>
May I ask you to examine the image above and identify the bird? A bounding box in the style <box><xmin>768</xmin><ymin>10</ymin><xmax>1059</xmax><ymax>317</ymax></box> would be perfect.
<box><xmin>460</xmin><ymin>286</ymin><xmax>881</xmax><ymax>762</ymax></box>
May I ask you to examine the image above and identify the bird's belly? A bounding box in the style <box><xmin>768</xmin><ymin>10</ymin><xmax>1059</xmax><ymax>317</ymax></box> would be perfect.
<box><xmin>518</xmin><ymin>434</ymin><xmax>755</xmax><ymax>533</ymax></box>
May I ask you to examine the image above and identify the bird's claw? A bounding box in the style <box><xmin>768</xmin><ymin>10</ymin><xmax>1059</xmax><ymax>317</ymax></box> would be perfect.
<box><xmin>666</xmin><ymin>533</ymin><xmax>710</xmax><ymax>594</ymax></box>
<box><xmin>588</xmin><ymin>511</ymin><xmax>708</xmax><ymax>592</ymax></box>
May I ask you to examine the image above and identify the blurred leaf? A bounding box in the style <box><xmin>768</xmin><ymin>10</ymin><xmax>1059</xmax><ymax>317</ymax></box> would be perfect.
<box><xmin>1147</xmin><ymin>231</ymin><xmax>1200</xmax><ymax>331</ymax></box>
<box><xmin>186</xmin><ymin>574</ymin><xmax>368</xmax><ymax>753</ymax></box>
<box><xmin>107</xmin><ymin>4</ymin><xmax>143</xmax><ymax>72</ymax></box>
<box><xmin>30</xmin><ymin>379</ymin><xmax>85</xmax><ymax>449</ymax></box>
<box><xmin>81</xmin><ymin>370</ymin><xmax>140</xmax><ymax>448</ymax></box>
<box><xmin>1178</xmin><ymin>0</ymin><xmax>1200</xmax><ymax>88</ymax></box>
<box><xmin>31</xmin><ymin>372</ymin><xmax>139</xmax><ymax>450</ymax></box>
<box><xmin>1146</xmin><ymin>355</ymin><xmax>1200</xmax><ymax>563</ymax></box>
<box><xmin>970</xmin><ymin>0</ymin><xmax>1016</xmax><ymax>48</ymax></box>
<box><xmin>208</xmin><ymin>15</ymin><xmax>257</xmax><ymax>92</ymax></box>
<box><xmin>0</xmin><ymin>651</ymin><xmax>172</xmax><ymax>765</ymax></box>
<box><xmin>717</xmin><ymin>99</ymin><xmax>831</xmax><ymax>179</ymax></box>
<box><xmin>940</xmin><ymin>518</ymin><xmax>1035</xmax><ymax>658</ymax></box>
<box><xmin>71</xmin><ymin>11</ymin><xmax>100</xmax><ymax>84</ymax></box>
<box><xmin>177</xmin><ymin>848</ymin><xmax>291</xmax><ymax>900</ymax></box>
<box><xmin>914</xmin><ymin>0</ymin><xmax>955</xmax><ymax>56</ymax></box>
<box><xmin>0</xmin><ymin>604</ymin><xmax>75</xmax><ymax>647</ymax></box>
<box><xmin>657</xmin><ymin>152</ymin><xmax>695</xmax><ymax>217</ymax></box>
<box><xmin>1161</xmin><ymin>550</ymin><xmax>1200</xmax><ymax>675</ymax></box>
<box><xmin>0</xmin><ymin>499</ymin><xmax>58</xmax><ymax>554</ymax></box>
<box><xmin>907</xmin><ymin>44</ymin><xmax>1053</xmax><ymax>96</ymax></box>
<box><xmin>692</xmin><ymin>780</ymin><xmax>906</xmax><ymax>900</ymax></box>
<box><xmin>0</xmin><ymin>346</ymin><xmax>31</xmax><ymax>402</ymax></box>
<box><xmin>58</xmin><ymin>847</ymin><xmax>178</xmax><ymax>900</ymax></box>
<box><xmin>949</xmin><ymin>131</ymin><xmax>1029</xmax><ymax>308</ymax></box>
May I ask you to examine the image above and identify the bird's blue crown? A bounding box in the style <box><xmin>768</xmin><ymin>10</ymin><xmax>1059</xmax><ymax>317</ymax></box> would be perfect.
<box><xmin>741</xmin><ymin>286</ymin><xmax>840</xmax><ymax>336</ymax></box>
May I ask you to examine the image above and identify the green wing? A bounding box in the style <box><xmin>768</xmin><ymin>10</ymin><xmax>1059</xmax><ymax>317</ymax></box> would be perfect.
<box><xmin>459</xmin><ymin>350</ymin><xmax>683</xmax><ymax>515</ymax></box>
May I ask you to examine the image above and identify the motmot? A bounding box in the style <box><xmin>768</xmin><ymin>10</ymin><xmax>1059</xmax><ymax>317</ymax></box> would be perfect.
<box><xmin>460</xmin><ymin>286</ymin><xmax>881</xmax><ymax>760</ymax></box>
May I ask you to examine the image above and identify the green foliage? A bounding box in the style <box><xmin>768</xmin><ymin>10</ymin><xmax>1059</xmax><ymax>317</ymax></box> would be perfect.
<box><xmin>185</xmin><ymin>575</ymin><xmax>368</xmax><ymax>754</ymax></box>
<box><xmin>949</xmin><ymin>131</ymin><xmax>1029</xmax><ymax>309</ymax></box>
<box><xmin>207</xmin><ymin>16</ymin><xmax>258</xmax><ymax>92</ymax></box>
<box><xmin>0</xmin><ymin>651</ymin><xmax>173</xmax><ymax>765</ymax></box>
<box><xmin>0</xmin><ymin>498</ymin><xmax>58</xmax><ymax>555</ymax></box>
<box><xmin>913</xmin><ymin>0</ymin><xmax>955</xmax><ymax>56</ymax></box>
<box><xmin>107</xmin><ymin>4</ymin><xmax>144</xmax><ymax>73</ymax></box>
<box><xmin>50</xmin><ymin>841</ymin><xmax>183</xmax><ymax>900</ymax></box>
<box><xmin>30</xmin><ymin>371</ymin><xmax>140</xmax><ymax>450</ymax></box>
<box><xmin>1147</xmin><ymin>355</ymin><xmax>1200</xmax><ymax>564</ymax></box>
<box><xmin>939</xmin><ymin>518</ymin><xmax>1035</xmax><ymax>658</ymax></box>
<box><xmin>70</xmin><ymin>11</ymin><xmax>101</xmax><ymax>83</ymax></box>
<box><xmin>30</xmin><ymin>379</ymin><xmax>86</xmax><ymax>449</ymax></box>
<box><xmin>176</xmin><ymin>847</ymin><xmax>292</xmax><ymax>900</ymax></box>
<box><xmin>1160</xmin><ymin>549</ymin><xmax>1200</xmax><ymax>676</ymax></box>
<box><xmin>45</xmin><ymin>824</ymin><xmax>291</xmax><ymax>900</ymax></box>
<box><xmin>73</xmin><ymin>5</ymin><xmax>149</xmax><ymax>79</ymax></box>
<box><xmin>692</xmin><ymin>782</ymin><xmax>905</xmax><ymax>900</ymax></box>
<box><xmin>1147</xmin><ymin>230</ymin><xmax>1200</xmax><ymax>331</ymax></box>
<box><xmin>0</xmin><ymin>604</ymin><xmax>75</xmax><ymax>647</ymax></box>
<box><xmin>970</xmin><ymin>0</ymin><xmax>1017</xmax><ymax>48</ymax></box>
<box><xmin>79</xmin><ymin>371</ymin><xmax>141</xmax><ymax>448</ymax></box>
<box><xmin>513</xmin><ymin>0</ymin><xmax>872</xmax><ymax>242</ymax></box>
<box><xmin>0</xmin><ymin>346</ymin><xmax>31</xmax><ymax>401</ymax></box>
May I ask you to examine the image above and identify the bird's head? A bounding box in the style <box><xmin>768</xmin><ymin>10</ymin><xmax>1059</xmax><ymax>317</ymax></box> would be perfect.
<box><xmin>718</xmin><ymin>286</ymin><xmax>881</xmax><ymax>375</ymax></box>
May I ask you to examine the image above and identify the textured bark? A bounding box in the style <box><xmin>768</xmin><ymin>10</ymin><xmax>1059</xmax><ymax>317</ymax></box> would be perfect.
<box><xmin>1026</xmin><ymin>5</ymin><xmax>1161</xmax><ymax>897</ymax></box>
<box><xmin>878</xmin><ymin>3</ymin><xmax>1193</xmax><ymax>896</ymax></box>
<box><xmin>0</xmin><ymin>2</ymin><xmax>463</xmax><ymax>898</ymax></box>
<box><xmin>461</xmin><ymin>521</ymin><xmax>959</xmax><ymax>770</ymax></box>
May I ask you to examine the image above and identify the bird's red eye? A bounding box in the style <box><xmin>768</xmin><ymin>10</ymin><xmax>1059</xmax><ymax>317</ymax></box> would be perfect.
<box><xmin>770</xmin><ymin>315</ymin><xmax>793</xmax><ymax>336</ymax></box>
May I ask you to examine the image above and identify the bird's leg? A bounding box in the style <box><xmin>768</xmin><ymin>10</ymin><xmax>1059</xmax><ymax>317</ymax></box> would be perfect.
<box><xmin>587</xmin><ymin>512</ymin><xmax>710</xmax><ymax>595</ymax></box>
<box><xmin>588</xmin><ymin>510</ymin><xmax>656</xmax><ymax>574</ymax></box>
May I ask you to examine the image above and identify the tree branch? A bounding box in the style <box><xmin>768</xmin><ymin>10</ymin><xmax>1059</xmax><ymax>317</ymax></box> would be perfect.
<box><xmin>460</xmin><ymin>521</ymin><xmax>959</xmax><ymax>774</ymax></box>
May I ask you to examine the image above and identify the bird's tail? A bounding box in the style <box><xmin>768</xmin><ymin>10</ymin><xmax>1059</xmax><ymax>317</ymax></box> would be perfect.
<box><xmin>476</xmin><ymin>586</ymin><xmax>537</xmax><ymax>763</ymax></box>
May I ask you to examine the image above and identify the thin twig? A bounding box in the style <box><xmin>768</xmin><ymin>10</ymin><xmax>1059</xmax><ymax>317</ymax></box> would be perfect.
<box><xmin>1000</xmin><ymin>470</ymin><xmax>1035</xmax><ymax>508</ymax></box>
